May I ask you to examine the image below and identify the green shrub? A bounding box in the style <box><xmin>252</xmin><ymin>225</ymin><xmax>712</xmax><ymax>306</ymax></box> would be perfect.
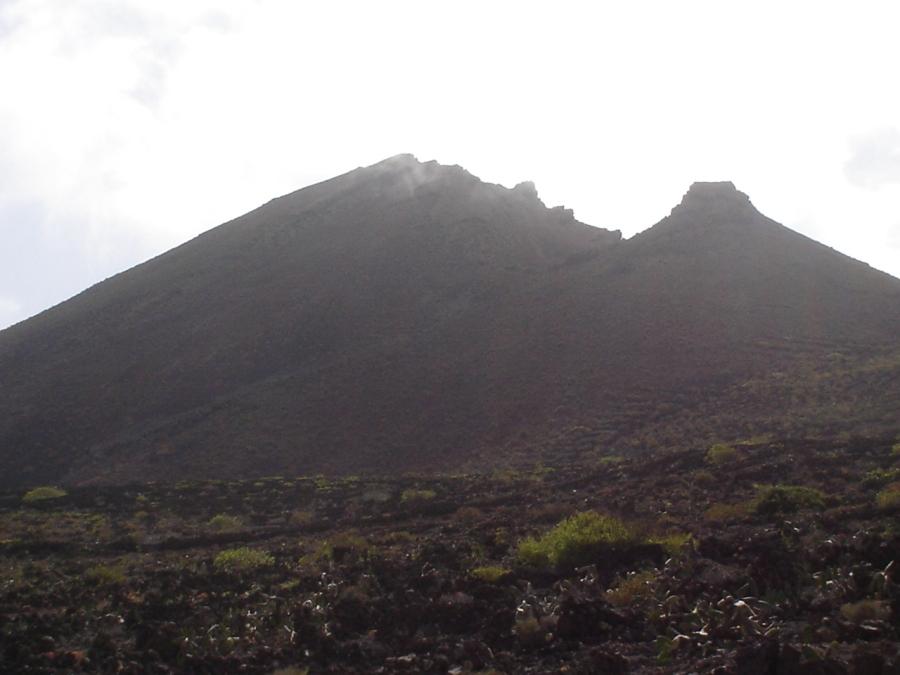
<box><xmin>289</xmin><ymin>510</ymin><xmax>314</xmax><ymax>526</ymax></box>
<box><xmin>400</xmin><ymin>488</ymin><xmax>437</xmax><ymax>503</ymax></box>
<box><xmin>454</xmin><ymin>506</ymin><xmax>483</xmax><ymax>524</ymax></box>
<box><xmin>704</xmin><ymin>501</ymin><xmax>754</xmax><ymax>523</ymax></box>
<box><xmin>516</xmin><ymin>511</ymin><xmax>639</xmax><ymax>570</ymax></box>
<box><xmin>208</xmin><ymin>514</ymin><xmax>242</xmax><ymax>532</ymax></box>
<box><xmin>892</xmin><ymin>442</ymin><xmax>900</xmax><ymax>457</ymax></box>
<box><xmin>876</xmin><ymin>482</ymin><xmax>900</xmax><ymax>510</ymax></box>
<box><xmin>840</xmin><ymin>599</ymin><xmax>891</xmax><ymax>623</ymax></box>
<box><xmin>706</xmin><ymin>443</ymin><xmax>738</xmax><ymax>466</ymax></box>
<box><xmin>213</xmin><ymin>547</ymin><xmax>274</xmax><ymax>573</ymax></box>
<box><xmin>470</xmin><ymin>566</ymin><xmax>512</xmax><ymax>583</ymax></box>
<box><xmin>85</xmin><ymin>563</ymin><xmax>126</xmax><ymax>585</ymax></box>
<box><xmin>22</xmin><ymin>486</ymin><xmax>67</xmax><ymax>503</ymax></box>
<box><xmin>303</xmin><ymin>532</ymin><xmax>370</xmax><ymax>565</ymax></box>
<box><xmin>606</xmin><ymin>569</ymin><xmax>656</xmax><ymax>606</ymax></box>
<box><xmin>651</xmin><ymin>532</ymin><xmax>693</xmax><ymax>556</ymax></box>
<box><xmin>862</xmin><ymin>468</ymin><xmax>900</xmax><ymax>487</ymax></box>
<box><xmin>693</xmin><ymin>470</ymin><xmax>716</xmax><ymax>486</ymax></box>
<box><xmin>754</xmin><ymin>484</ymin><xmax>825</xmax><ymax>515</ymax></box>
<box><xmin>598</xmin><ymin>455</ymin><xmax>625</xmax><ymax>466</ymax></box>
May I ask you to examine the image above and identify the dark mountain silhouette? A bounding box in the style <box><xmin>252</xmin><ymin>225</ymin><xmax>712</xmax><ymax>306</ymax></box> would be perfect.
<box><xmin>1</xmin><ymin>156</ymin><xmax>898</xmax><ymax>488</ymax></box>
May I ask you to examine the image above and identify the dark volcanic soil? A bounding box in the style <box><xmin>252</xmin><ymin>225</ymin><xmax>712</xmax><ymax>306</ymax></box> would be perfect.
<box><xmin>2</xmin><ymin>436</ymin><xmax>899</xmax><ymax>673</ymax></box>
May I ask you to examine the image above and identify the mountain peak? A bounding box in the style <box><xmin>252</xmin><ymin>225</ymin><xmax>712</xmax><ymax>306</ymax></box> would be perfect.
<box><xmin>667</xmin><ymin>180</ymin><xmax>759</xmax><ymax>224</ymax></box>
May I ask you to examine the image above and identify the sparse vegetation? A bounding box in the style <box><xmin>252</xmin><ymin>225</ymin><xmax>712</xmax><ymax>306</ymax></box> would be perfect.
<box><xmin>876</xmin><ymin>482</ymin><xmax>900</xmax><ymax>510</ymax></box>
<box><xmin>598</xmin><ymin>455</ymin><xmax>625</xmax><ymax>466</ymax></box>
<box><xmin>2</xmin><ymin>437</ymin><xmax>900</xmax><ymax>673</ymax></box>
<box><xmin>704</xmin><ymin>500</ymin><xmax>754</xmax><ymax>522</ymax></box>
<box><xmin>517</xmin><ymin>511</ymin><xmax>639</xmax><ymax>570</ymax></box>
<box><xmin>213</xmin><ymin>547</ymin><xmax>274</xmax><ymax>572</ymax></box>
<box><xmin>651</xmin><ymin>532</ymin><xmax>693</xmax><ymax>556</ymax></box>
<box><xmin>22</xmin><ymin>486</ymin><xmax>67</xmax><ymax>503</ymax></box>
<box><xmin>470</xmin><ymin>565</ymin><xmax>511</xmax><ymax>583</ymax></box>
<box><xmin>754</xmin><ymin>484</ymin><xmax>825</xmax><ymax>515</ymax></box>
<box><xmin>308</xmin><ymin>531</ymin><xmax>369</xmax><ymax>563</ymax></box>
<box><xmin>400</xmin><ymin>488</ymin><xmax>437</xmax><ymax>502</ymax></box>
<box><xmin>85</xmin><ymin>563</ymin><xmax>127</xmax><ymax>585</ymax></box>
<box><xmin>693</xmin><ymin>469</ymin><xmax>715</xmax><ymax>486</ymax></box>
<box><xmin>289</xmin><ymin>509</ymin><xmax>314</xmax><ymax>526</ymax></box>
<box><xmin>208</xmin><ymin>513</ymin><xmax>243</xmax><ymax>532</ymax></box>
<box><xmin>862</xmin><ymin>467</ymin><xmax>900</xmax><ymax>487</ymax></box>
<box><xmin>706</xmin><ymin>443</ymin><xmax>738</xmax><ymax>466</ymax></box>
<box><xmin>840</xmin><ymin>599</ymin><xmax>891</xmax><ymax>623</ymax></box>
<box><xmin>606</xmin><ymin>569</ymin><xmax>657</xmax><ymax>606</ymax></box>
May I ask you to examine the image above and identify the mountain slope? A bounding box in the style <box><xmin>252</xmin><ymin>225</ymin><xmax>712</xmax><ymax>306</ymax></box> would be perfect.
<box><xmin>0</xmin><ymin>157</ymin><xmax>898</xmax><ymax>487</ymax></box>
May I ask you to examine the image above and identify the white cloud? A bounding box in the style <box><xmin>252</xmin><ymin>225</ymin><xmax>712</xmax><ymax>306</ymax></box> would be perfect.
<box><xmin>0</xmin><ymin>296</ymin><xmax>22</xmax><ymax>326</ymax></box>
<box><xmin>845</xmin><ymin>128</ymin><xmax>900</xmax><ymax>189</ymax></box>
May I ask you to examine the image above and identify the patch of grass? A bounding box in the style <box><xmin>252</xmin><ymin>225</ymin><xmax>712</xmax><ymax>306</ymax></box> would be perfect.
<box><xmin>516</xmin><ymin>511</ymin><xmax>639</xmax><ymax>570</ymax></box>
<box><xmin>85</xmin><ymin>563</ymin><xmax>127</xmax><ymax>586</ymax></box>
<box><xmin>470</xmin><ymin>566</ymin><xmax>512</xmax><ymax>583</ymax></box>
<box><xmin>651</xmin><ymin>532</ymin><xmax>693</xmax><ymax>556</ymax></box>
<box><xmin>304</xmin><ymin>531</ymin><xmax>370</xmax><ymax>565</ymax></box>
<box><xmin>207</xmin><ymin>514</ymin><xmax>243</xmax><ymax>532</ymax></box>
<box><xmin>704</xmin><ymin>501</ymin><xmax>754</xmax><ymax>523</ymax></box>
<box><xmin>400</xmin><ymin>488</ymin><xmax>437</xmax><ymax>503</ymax></box>
<box><xmin>840</xmin><ymin>599</ymin><xmax>891</xmax><ymax>623</ymax></box>
<box><xmin>693</xmin><ymin>470</ymin><xmax>716</xmax><ymax>486</ymax></box>
<box><xmin>598</xmin><ymin>455</ymin><xmax>625</xmax><ymax>466</ymax></box>
<box><xmin>754</xmin><ymin>484</ymin><xmax>825</xmax><ymax>515</ymax></box>
<box><xmin>381</xmin><ymin>531</ymin><xmax>415</xmax><ymax>546</ymax></box>
<box><xmin>213</xmin><ymin>547</ymin><xmax>274</xmax><ymax>573</ymax></box>
<box><xmin>289</xmin><ymin>510</ymin><xmax>314</xmax><ymax>526</ymax></box>
<box><xmin>876</xmin><ymin>482</ymin><xmax>900</xmax><ymax>510</ymax></box>
<box><xmin>706</xmin><ymin>443</ymin><xmax>738</xmax><ymax>466</ymax></box>
<box><xmin>862</xmin><ymin>467</ymin><xmax>900</xmax><ymax>487</ymax></box>
<box><xmin>454</xmin><ymin>506</ymin><xmax>483</xmax><ymax>524</ymax></box>
<box><xmin>22</xmin><ymin>486</ymin><xmax>68</xmax><ymax>503</ymax></box>
<box><xmin>606</xmin><ymin>569</ymin><xmax>656</xmax><ymax>606</ymax></box>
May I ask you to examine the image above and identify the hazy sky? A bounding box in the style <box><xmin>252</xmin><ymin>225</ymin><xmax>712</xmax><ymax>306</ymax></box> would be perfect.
<box><xmin>2</xmin><ymin>1</ymin><xmax>899</xmax><ymax>330</ymax></box>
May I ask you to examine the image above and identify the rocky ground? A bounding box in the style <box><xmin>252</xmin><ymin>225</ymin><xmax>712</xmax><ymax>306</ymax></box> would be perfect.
<box><xmin>1</xmin><ymin>435</ymin><xmax>899</xmax><ymax>673</ymax></box>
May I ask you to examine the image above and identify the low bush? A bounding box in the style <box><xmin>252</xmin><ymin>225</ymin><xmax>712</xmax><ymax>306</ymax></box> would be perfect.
<box><xmin>704</xmin><ymin>501</ymin><xmax>754</xmax><ymax>523</ymax></box>
<box><xmin>840</xmin><ymin>599</ymin><xmax>891</xmax><ymax>623</ymax></box>
<box><xmin>598</xmin><ymin>455</ymin><xmax>625</xmax><ymax>466</ymax></box>
<box><xmin>651</xmin><ymin>532</ymin><xmax>693</xmax><ymax>556</ymax></box>
<box><xmin>208</xmin><ymin>514</ymin><xmax>242</xmax><ymax>532</ymax></box>
<box><xmin>400</xmin><ymin>488</ymin><xmax>437</xmax><ymax>503</ymax></box>
<box><xmin>693</xmin><ymin>470</ymin><xmax>716</xmax><ymax>486</ymax></box>
<box><xmin>304</xmin><ymin>532</ymin><xmax>369</xmax><ymax>565</ymax></box>
<box><xmin>85</xmin><ymin>563</ymin><xmax>127</xmax><ymax>585</ymax></box>
<box><xmin>289</xmin><ymin>510</ymin><xmax>314</xmax><ymax>527</ymax></box>
<box><xmin>606</xmin><ymin>569</ymin><xmax>656</xmax><ymax>606</ymax></box>
<box><xmin>706</xmin><ymin>443</ymin><xmax>738</xmax><ymax>466</ymax></box>
<box><xmin>754</xmin><ymin>484</ymin><xmax>825</xmax><ymax>515</ymax></box>
<box><xmin>470</xmin><ymin>565</ymin><xmax>512</xmax><ymax>583</ymax></box>
<box><xmin>454</xmin><ymin>506</ymin><xmax>483</xmax><ymax>524</ymax></box>
<box><xmin>22</xmin><ymin>486</ymin><xmax>67</xmax><ymax>503</ymax></box>
<box><xmin>516</xmin><ymin>511</ymin><xmax>639</xmax><ymax>570</ymax></box>
<box><xmin>213</xmin><ymin>547</ymin><xmax>274</xmax><ymax>573</ymax></box>
<box><xmin>876</xmin><ymin>482</ymin><xmax>900</xmax><ymax>510</ymax></box>
<box><xmin>863</xmin><ymin>468</ymin><xmax>900</xmax><ymax>487</ymax></box>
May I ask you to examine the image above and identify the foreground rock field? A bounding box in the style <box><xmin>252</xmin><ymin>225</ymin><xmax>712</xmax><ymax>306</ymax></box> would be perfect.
<box><xmin>2</xmin><ymin>436</ymin><xmax>899</xmax><ymax>673</ymax></box>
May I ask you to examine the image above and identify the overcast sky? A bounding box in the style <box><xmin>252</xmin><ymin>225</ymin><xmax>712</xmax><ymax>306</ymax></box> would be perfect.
<box><xmin>2</xmin><ymin>0</ymin><xmax>899</xmax><ymax>330</ymax></box>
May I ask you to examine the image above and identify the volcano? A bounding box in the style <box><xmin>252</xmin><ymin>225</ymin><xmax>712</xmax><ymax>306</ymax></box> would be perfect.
<box><xmin>1</xmin><ymin>155</ymin><xmax>898</xmax><ymax>488</ymax></box>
